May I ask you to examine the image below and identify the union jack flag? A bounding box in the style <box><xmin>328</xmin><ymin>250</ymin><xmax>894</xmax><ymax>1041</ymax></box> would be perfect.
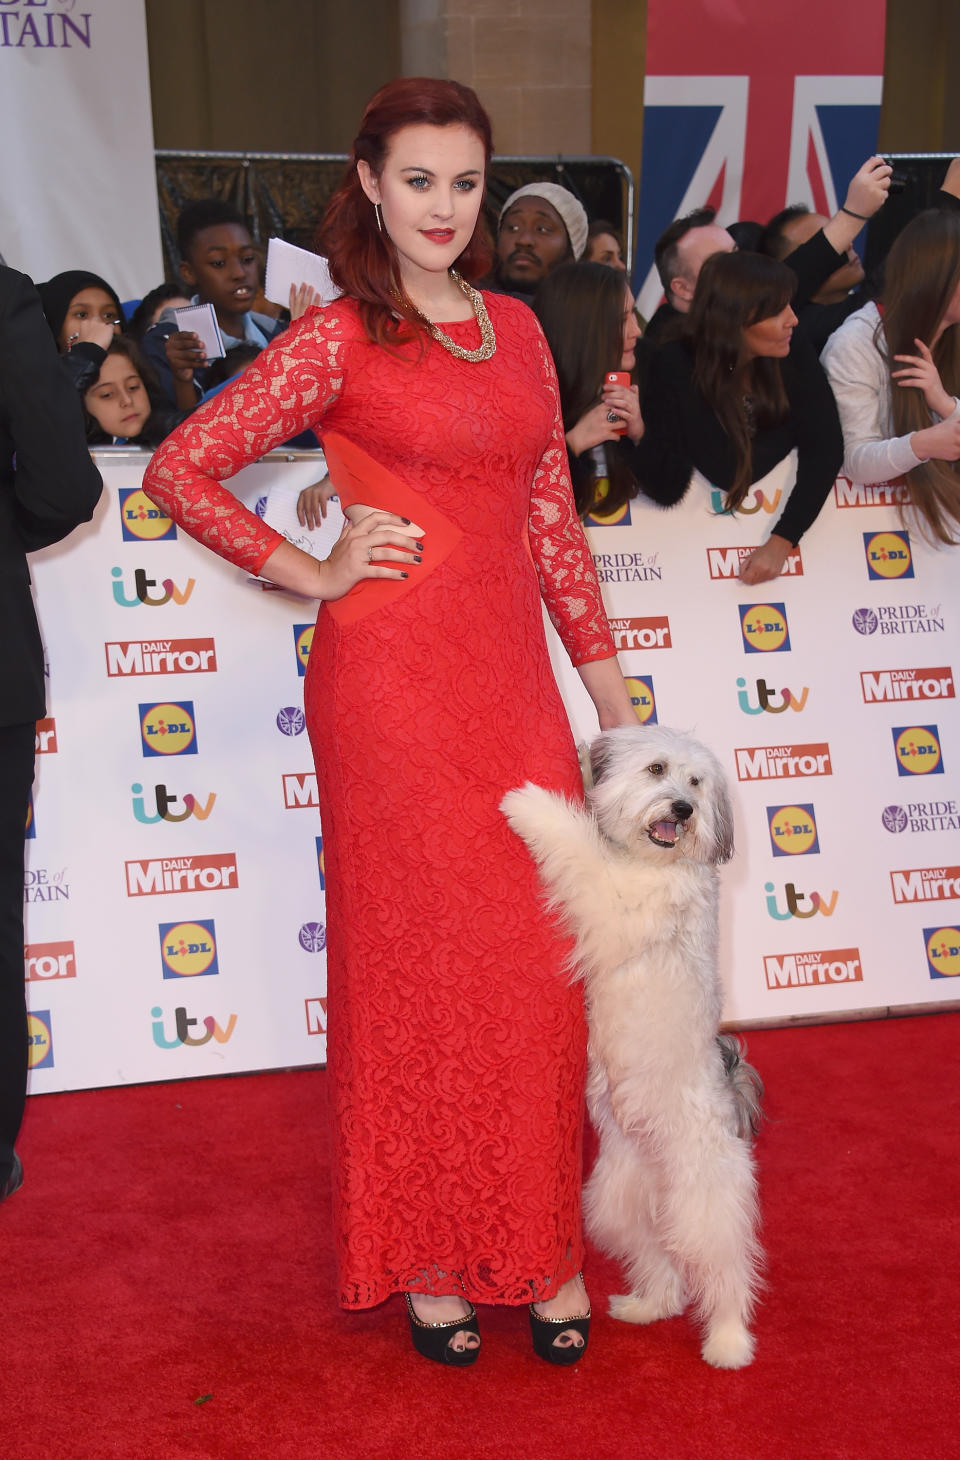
<box><xmin>633</xmin><ymin>0</ymin><xmax>886</xmax><ymax>320</ymax></box>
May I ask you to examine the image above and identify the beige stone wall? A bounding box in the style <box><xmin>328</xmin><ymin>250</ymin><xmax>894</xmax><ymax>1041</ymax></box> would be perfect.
<box><xmin>400</xmin><ymin>0</ymin><xmax>593</xmax><ymax>154</ymax></box>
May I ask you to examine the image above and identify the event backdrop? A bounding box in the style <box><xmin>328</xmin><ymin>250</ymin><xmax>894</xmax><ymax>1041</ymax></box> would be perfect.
<box><xmin>0</xmin><ymin>0</ymin><xmax>162</xmax><ymax>298</ymax></box>
<box><xmin>633</xmin><ymin>0</ymin><xmax>887</xmax><ymax>320</ymax></box>
<box><xmin>25</xmin><ymin>451</ymin><xmax>959</xmax><ymax>1095</ymax></box>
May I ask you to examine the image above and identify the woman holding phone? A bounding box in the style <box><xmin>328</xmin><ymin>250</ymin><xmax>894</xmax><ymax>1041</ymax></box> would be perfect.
<box><xmin>533</xmin><ymin>260</ymin><xmax>643</xmax><ymax>519</ymax></box>
<box><xmin>144</xmin><ymin>78</ymin><xmax>634</xmax><ymax>1368</ymax></box>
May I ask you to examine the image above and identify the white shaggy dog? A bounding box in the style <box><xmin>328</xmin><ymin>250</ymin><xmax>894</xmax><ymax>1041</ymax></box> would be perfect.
<box><xmin>501</xmin><ymin>724</ymin><xmax>762</xmax><ymax>1369</ymax></box>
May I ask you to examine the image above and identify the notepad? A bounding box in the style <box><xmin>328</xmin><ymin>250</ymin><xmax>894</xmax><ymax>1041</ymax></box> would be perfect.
<box><xmin>172</xmin><ymin>302</ymin><xmax>227</xmax><ymax>360</ymax></box>
<box><xmin>264</xmin><ymin>237</ymin><xmax>340</xmax><ymax>309</ymax></box>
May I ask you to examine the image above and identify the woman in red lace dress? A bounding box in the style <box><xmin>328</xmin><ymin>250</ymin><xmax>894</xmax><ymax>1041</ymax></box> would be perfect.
<box><xmin>144</xmin><ymin>79</ymin><xmax>635</xmax><ymax>1366</ymax></box>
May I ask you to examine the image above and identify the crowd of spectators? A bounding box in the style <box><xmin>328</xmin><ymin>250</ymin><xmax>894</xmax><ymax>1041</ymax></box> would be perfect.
<box><xmin>28</xmin><ymin>151</ymin><xmax>960</xmax><ymax>565</ymax></box>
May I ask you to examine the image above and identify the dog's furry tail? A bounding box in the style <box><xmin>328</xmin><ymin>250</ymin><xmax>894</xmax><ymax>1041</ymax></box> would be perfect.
<box><xmin>717</xmin><ymin>1035</ymin><xmax>764</xmax><ymax>1142</ymax></box>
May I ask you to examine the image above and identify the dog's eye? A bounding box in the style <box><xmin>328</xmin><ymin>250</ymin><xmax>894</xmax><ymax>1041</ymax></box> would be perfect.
<box><xmin>647</xmin><ymin>762</ymin><xmax>664</xmax><ymax>776</ymax></box>
<box><xmin>690</xmin><ymin>776</ymin><xmax>701</xmax><ymax>787</ymax></box>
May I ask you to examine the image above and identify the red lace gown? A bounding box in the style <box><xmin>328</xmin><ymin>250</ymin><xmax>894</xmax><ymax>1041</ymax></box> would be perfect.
<box><xmin>145</xmin><ymin>293</ymin><xmax>616</xmax><ymax>1308</ymax></box>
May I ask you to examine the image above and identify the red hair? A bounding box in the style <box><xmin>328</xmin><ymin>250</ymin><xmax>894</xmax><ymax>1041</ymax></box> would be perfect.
<box><xmin>317</xmin><ymin>77</ymin><xmax>494</xmax><ymax>350</ymax></box>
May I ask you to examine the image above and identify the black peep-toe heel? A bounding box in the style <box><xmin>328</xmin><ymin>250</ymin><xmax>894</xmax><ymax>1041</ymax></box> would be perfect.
<box><xmin>529</xmin><ymin>1277</ymin><xmax>591</xmax><ymax>1365</ymax></box>
<box><xmin>405</xmin><ymin>1293</ymin><xmax>481</xmax><ymax>1367</ymax></box>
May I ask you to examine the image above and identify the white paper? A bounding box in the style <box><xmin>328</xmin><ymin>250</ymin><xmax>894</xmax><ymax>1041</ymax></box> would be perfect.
<box><xmin>264</xmin><ymin>237</ymin><xmax>341</xmax><ymax>309</ymax></box>
<box><xmin>173</xmin><ymin>302</ymin><xmax>227</xmax><ymax>360</ymax></box>
<box><xmin>246</xmin><ymin>457</ymin><xmax>346</xmax><ymax>589</ymax></box>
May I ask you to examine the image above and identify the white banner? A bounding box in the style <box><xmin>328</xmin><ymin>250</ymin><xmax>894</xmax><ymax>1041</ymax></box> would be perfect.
<box><xmin>0</xmin><ymin>0</ymin><xmax>162</xmax><ymax>299</ymax></box>
<box><xmin>24</xmin><ymin>452</ymin><xmax>959</xmax><ymax>1095</ymax></box>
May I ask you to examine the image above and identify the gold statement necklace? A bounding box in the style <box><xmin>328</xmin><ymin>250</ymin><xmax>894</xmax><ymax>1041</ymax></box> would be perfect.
<box><xmin>407</xmin><ymin>270</ymin><xmax>497</xmax><ymax>363</ymax></box>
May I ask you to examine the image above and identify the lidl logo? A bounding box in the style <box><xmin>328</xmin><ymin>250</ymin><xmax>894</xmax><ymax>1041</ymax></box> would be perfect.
<box><xmin>316</xmin><ymin>836</ymin><xmax>325</xmax><ymax>889</ymax></box>
<box><xmin>584</xmin><ymin>481</ymin><xmax>632</xmax><ymax>526</ymax></box>
<box><xmin>924</xmin><ymin>926</ymin><xmax>960</xmax><ymax>979</ymax></box>
<box><xmin>293</xmin><ymin>623</ymin><xmax>314</xmax><ymax>677</ymax></box>
<box><xmin>159</xmin><ymin>919</ymin><xmax>220</xmax><ymax>979</ymax></box>
<box><xmin>739</xmin><ymin>603</ymin><xmax>790</xmax><ymax>653</ymax></box>
<box><xmin>625</xmin><ymin>675</ymin><xmax>657</xmax><ymax>724</ymax></box>
<box><xmin>140</xmin><ymin>701</ymin><xmax>197</xmax><ymax>757</ymax></box>
<box><xmin>25</xmin><ymin>790</ymin><xmax>35</xmax><ymax>839</ymax></box>
<box><xmin>119</xmin><ymin>487</ymin><xmax>176</xmax><ymax>542</ymax></box>
<box><xmin>893</xmin><ymin>725</ymin><xmax>943</xmax><ymax>777</ymax></box>
<box><xmin>27</xmin><ymin>1009</ymin><xmax>54</xmax><ymax>1069</ymax></box>
<box><xmin>768</xmin><ymin>803</ymin><xmax>820</xmax><ymax>856</ymax></box>
<box><xmin>864</xmin><ymin>530</ymin><xmax>913</xmax><ymax>580</ymax></box>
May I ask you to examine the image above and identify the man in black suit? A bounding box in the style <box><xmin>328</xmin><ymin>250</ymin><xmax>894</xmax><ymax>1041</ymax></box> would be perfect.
<box><xmin>0</xmin><ymin>266</ymin><xmax>102</xmax><ymax>1203</ymax></box>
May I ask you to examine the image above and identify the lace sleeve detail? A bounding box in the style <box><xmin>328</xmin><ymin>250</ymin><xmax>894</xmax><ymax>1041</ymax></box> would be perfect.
<box><xmin>527</xmin><ymin>327</ymin><xmax>616</xmax><ymax>667</ymax></box>
<box><xmin>143</xmin><ymin>310</ymin><xmax>346</xmax><ymax>574</ymax></box>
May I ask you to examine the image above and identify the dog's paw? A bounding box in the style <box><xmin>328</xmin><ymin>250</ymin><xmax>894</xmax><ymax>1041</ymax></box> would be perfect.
<box><xmin>608</xmin><ymin>1292</ymin><xmax>684</xmax><ymax>1326</ymax></box>
<box><xmin>499</xmin><ymin>783</ymin><xmax>560</xmax><ymax>842</ymax></box>
<box><xmin>700</xmin><ymin>1319</ymin><xmax>755</xmax><ymax>1369</ymax></box>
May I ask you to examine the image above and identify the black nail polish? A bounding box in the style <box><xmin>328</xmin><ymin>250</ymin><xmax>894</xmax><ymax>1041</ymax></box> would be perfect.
<box><xmin>414</xmin><ymin>555</ymin><xmax>422</xmax><ymax>563</ymax></box>
<box><xmin>415</xmin><ymin>542</ymin><xmax>424</xmax><ymax>551</ymax></box>
<box><xmin>401</xmin><ymin>517</ymin><xmax>411</xmax><ymax>524</ymax></box>
<box><xmin>401</xmin><ymin>571</ymin><xmax>409</xmax><ymax>579</ymax></box>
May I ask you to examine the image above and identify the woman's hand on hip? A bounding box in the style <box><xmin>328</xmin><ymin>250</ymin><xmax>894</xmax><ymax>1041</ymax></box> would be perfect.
<box><xmin>316</xmin><ymin>510</ymin><xmax>424</xmax><ymax>601</ymax></box>
<box><xmin>892</xmin><ymin>339</ymin><xmax>955</xmax><ymax>419</ymax></box>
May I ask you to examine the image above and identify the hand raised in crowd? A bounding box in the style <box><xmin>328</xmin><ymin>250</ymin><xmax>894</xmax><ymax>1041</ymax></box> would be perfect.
<box><xmin>567</xmin><ymin>391</ymin><xmax>643</xmax><ymax>457</ymax></box>
<box><xmin>739</xmin><ymin>533</ymin><xmax>793</xmax><ymax>585</ymax></box>
<box><xmin>67</xmin><ymin>317</ymin><xmax>117</xmax><ymax>352</ymax></box>
<box><xmin>892</xmin><ymin>338</ymin><xmax>957</xmax><ymax>419</ymax></box>
<box><xmin>289</xmin><ymin>282</ymin><xmax>322</xmax><ymax>320</ymax></box>
<box><xmin>601</xmin><ymin>378</ymin><xmax>644</xmax><ymax>443</ymax></box>
<box><xmin>297</xmin><ymin>477</ymin><xmax>338</xmax><ymax>529</ymax></box>
<box><xmin>165</xmin><ymin>330</ymin><xmax>207</xmax><ymax>382</ymax></box>
<box><xmin>316</xmin><ymin>510</ymin><xmax>424</xmax><ymax>601</ymax></box>
<box><xmin>911</xmin><ymin>416</ymin><xmax>960</xmax><ymax>463</ymax></box>
<box><xmin>843</xmin><ymin>155</ymin><xmax>893</xmax><ymax>220</ymax></box>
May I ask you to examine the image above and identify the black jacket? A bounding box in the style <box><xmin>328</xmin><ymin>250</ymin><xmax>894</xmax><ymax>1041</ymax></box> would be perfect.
<box><xmin>0</xmin><ymin>267</ymin><xmax>103</xmax><ymax>725</ymax></box>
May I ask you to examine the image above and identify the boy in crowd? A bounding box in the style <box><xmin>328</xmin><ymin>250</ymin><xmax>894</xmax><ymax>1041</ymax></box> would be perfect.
<box><xmin>142</xmin><ymin>199</ymin><xmax>283</xmax><ymax>409</ymax></box>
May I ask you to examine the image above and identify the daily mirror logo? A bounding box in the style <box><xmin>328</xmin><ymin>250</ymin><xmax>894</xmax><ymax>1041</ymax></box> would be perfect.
<box><xmin>106</xmin><ymin>640</ymin><xmax>217</xmax><ymax>678</ymax></box>
<box><xmin>735</xmin><ymin>744</ymin><xmax>831</xmax><ymax>781</ymax></box>
<box><xmin>707</xmin><ymin>546</ymin><xmax>802</xmax><ymax>579</ymax></box>
<box><xmin>833</xmin><ymin>477</ymin><xmax>909</xmax><ymax>509</ymax></box>
<box><xmin>35</xmin><ymin>718</ymin><xmax>57</xmax><ymax>754</ymax></box>
<box><xmin>890</xmin><ymin>867</ymin><xmax>960</xmax><ymax>904</ymax></box>
<box><xmin>283</xmin><ymin>773</ymin><xmax>319</xmax><ymax>809</ymax></box>
<box><xmin>24</xmin><ymin>942</ymin><xmax>76</xmax><ymax>982</ymax></box>
<box><xmin>126</xmin><ymin>854</ymin><xmax>238</xmax><ymax>897</ymax></box>
<box><xmin>608</xmin><ymin>617</ymin><xmax>671</xmax><ymax>651</ymax></box>
<box><xmin>763</xmin><ymin>947</ymin><xmax>862</xmax><ymax>989</ymax></box>
<box><xmin>861</xmin><ymin>668</ymin><xmax>954</xmax><ymax>704</ymax></box>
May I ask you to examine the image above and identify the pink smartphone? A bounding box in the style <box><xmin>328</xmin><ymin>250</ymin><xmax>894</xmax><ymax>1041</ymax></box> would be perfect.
<box><xmin>604</xmin><ymin>371</ymin><xmax>630</xmax><ymax>432</ymax></box>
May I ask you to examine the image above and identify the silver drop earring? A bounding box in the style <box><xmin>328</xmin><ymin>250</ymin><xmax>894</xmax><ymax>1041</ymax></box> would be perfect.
<box><xmin>374</xmin><ymin>202</ymin><xmax>384</xmax><ymax>234</ymax></box>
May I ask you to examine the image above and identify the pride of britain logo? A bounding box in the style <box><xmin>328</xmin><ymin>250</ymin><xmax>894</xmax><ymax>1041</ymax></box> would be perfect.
<box><xmin>767</xmin><ymin>803</ymin><xmax>820</xmax><ymax>856</ymax></box>
<box><xmin>924</xmin><ymin>926</ymin><xmax>960</xmax><ymax>979</ymax></box>
<box><xmin>276</xmin><ymin>706</ymin><xmax>306</xmax><ymax>736</ymax></box>
<box><xmin>882</xmin><ymin>801</ymin><xmax>959</xmax><ymax>834</ymax></box>
<box><xmin>739</xmin><ymin>603</ymin><xmax>790</xmax><ymax>654</ymax></box>
<box><xmin>299</xmin><ymin>922</ymin><xmax>327</xmax><ymax>953</ymax></box>
<box><xmin>863</xmin><ymin>531</ymin><xmax>914</xmax><ymax>580</ymax></box>
<box><xmin>892</xmin><ymin>725</ymin><xmax>944</xmax><ymax>777</ymax></box>
<box><xmin>852</xmin><ymin>603</ymin><xmax>944</xmax><ymax>637</ymax></box>
<box><xmin>119</xmin><ymin>488</ymin><xmax>176</xmax><ymax>542</ymax></box>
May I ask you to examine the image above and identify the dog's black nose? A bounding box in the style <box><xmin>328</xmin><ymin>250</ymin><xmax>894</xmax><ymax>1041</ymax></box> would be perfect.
<box><xmin>671</xmin><ymin>800</ymin><xmax>694</xmax><ymax>821</ymax></box>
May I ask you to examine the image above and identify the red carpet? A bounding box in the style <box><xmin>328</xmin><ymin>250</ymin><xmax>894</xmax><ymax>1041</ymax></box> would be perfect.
<box><xmin>3</xmin><ymin>1014</ymin><xmax>957</xmax><ymax>1460</ymax></box>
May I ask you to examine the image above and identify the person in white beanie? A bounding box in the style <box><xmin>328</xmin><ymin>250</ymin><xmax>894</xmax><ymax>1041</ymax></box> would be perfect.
<box><xmin>493</xmin><ymin>182</ymin><xmax>589</xmax><ymax>300</ymax></box>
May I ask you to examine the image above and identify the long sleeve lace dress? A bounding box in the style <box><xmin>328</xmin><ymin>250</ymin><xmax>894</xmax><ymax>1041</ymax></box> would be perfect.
<box><xmin>145</xmin><ymin>292</ymin><xmax>616</xmax><ymax>1308</ymax></box>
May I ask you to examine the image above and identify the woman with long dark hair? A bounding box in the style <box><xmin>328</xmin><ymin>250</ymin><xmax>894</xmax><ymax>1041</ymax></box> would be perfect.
<box><xmin>821</xmin><ymin>208</ymin><xmax>960</xmax><ymax>544</ymax></box>
<box><xmin>144</xmin><ymin>78</ymin><xmax>634</xmax><ymax>1367</ymax></box>
<box><xmin>633</xmin><ymin>250</ymin><xmax>843</xmax><ymax>582</ymax></box>
<box><xmin>533</xmin><ymin>260</ymin><xmax>642</xmax><ymax>520</ymax></box>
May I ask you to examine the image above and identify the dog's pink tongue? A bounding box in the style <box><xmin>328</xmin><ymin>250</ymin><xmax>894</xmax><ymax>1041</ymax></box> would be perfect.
<box><xmin>652</xmin><ymin>820</ymin><xmax>679</xmax><ymax>843</ymax></box>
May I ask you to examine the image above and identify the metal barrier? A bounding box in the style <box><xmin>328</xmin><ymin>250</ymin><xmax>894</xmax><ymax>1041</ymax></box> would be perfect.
<box><xmin>154</xmin><ymin>149</ymin><xmax>634</xmax><ymax>278</ymax></box>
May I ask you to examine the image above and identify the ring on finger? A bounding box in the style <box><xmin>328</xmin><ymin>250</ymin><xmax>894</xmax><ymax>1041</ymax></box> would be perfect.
<box><xmin>606</xmin><ymin>410</ymin><xmax>619</xmax><ymax>423</ymax></box>
<box><xmin>367</xmin><ymin>546</ymin><xmax>373</xmax><ymax>562</ymax></box>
